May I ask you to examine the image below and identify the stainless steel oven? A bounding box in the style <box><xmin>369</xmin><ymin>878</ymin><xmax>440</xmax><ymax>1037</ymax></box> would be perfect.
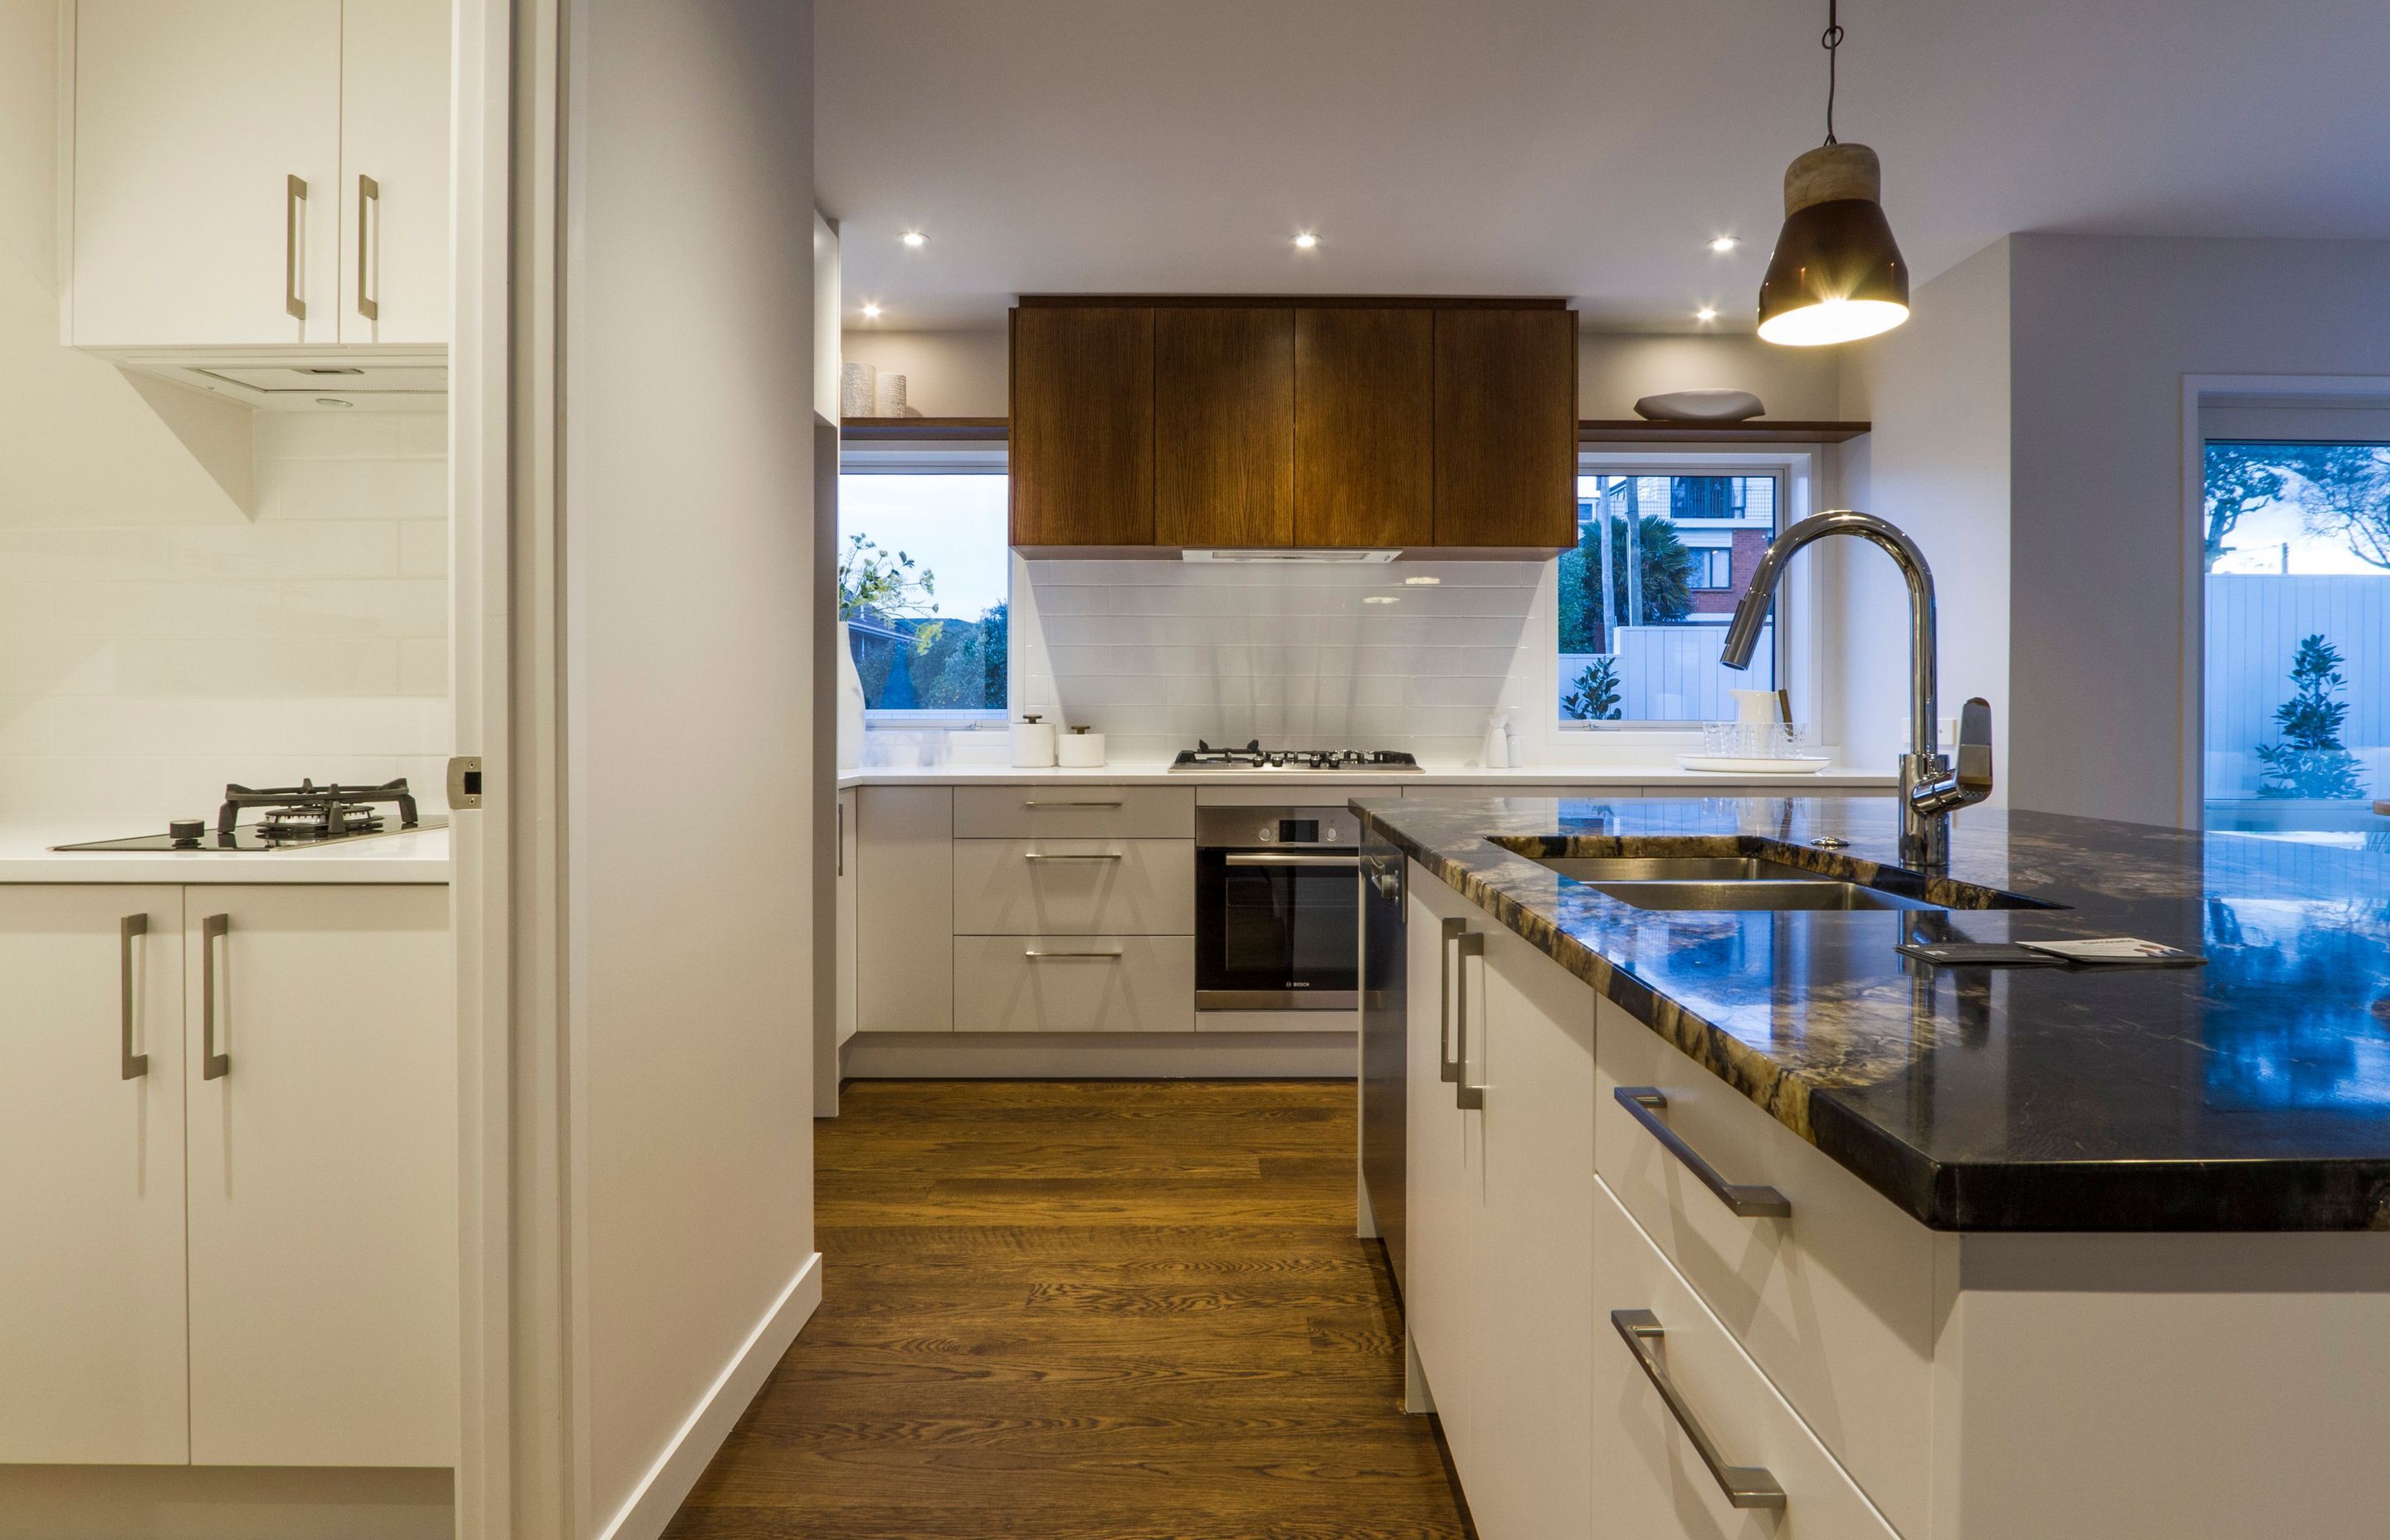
<box><xmin>1195</xmin><ymin>803</ymin><xmax>1360</xmax><ymax>1011</ymax></box>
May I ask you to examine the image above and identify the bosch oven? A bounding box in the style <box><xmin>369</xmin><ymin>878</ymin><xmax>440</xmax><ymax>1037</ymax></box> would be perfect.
<box><xmin>1195</xmin><ymin>804</ymin><xmax>1361</xmax><ymax>1011</ymax></box>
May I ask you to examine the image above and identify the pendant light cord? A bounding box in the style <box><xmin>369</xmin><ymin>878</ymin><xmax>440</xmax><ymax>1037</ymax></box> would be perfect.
<box><xmin>1822</xmin><ymin>0</ymin><xmax>1844</xmax><ymax>145</ymax></box>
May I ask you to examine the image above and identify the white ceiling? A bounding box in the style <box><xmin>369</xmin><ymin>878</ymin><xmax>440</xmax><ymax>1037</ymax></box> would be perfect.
<box><xmin>816</xmin><ymin>0</ymin><xmax>2390</xmax><ymax>334</ymax></box>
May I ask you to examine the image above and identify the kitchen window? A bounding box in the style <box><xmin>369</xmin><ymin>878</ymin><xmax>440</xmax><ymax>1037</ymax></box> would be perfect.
<box><xmin>1558</xmin><ymin>466</ymin><xmax>1785</xmax><ymax>724</ymax></box>
<box><xmin>838</xmin><ymin>453</ymin><xmax>1011</xmax><ymax>723</ymax></box>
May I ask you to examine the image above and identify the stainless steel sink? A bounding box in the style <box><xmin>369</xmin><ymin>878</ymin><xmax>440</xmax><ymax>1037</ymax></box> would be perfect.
<box><xmin>1502</xmin><ymin>850</ymin><xmax>1948</xmax><ymax>912</ymax></box>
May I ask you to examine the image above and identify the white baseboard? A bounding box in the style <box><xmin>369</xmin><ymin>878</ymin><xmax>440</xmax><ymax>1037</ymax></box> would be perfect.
<box><xmin>842</xmin><ymin>1031</ymin><xmax>1357</xmax><ymax>1079</ymax></box>
<box><xmin>593</xmin><ymin>1251</ymin><xmax>823</xmax><ymax>1540</ymax></box>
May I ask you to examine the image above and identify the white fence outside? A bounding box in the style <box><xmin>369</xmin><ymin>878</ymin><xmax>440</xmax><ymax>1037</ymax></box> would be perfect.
<box><xmin>2205</xmin><ymin>574</ymin><xmax>2390</xmax><ymax>801</ymax></box>
<box><xmin>1559</xmin><ymin>623</ymin><xmax>1766</xmax><ymax>724</ymax></box>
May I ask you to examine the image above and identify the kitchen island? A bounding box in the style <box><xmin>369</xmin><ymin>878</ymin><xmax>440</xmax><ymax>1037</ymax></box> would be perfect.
<box><xmin>1354</xmin><ymin>792</ymin><xmax>2390</xmax><ymax>1540</ymax></box>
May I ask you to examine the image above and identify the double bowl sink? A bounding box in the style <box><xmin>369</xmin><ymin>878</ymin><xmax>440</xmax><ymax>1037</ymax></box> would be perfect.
<box><xmin>1490</xmin><ymin>839</ymin><xmax>2056</xmax><ymax>914</ymax></box>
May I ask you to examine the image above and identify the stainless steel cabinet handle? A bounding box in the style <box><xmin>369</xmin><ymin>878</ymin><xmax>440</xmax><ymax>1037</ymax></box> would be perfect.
<box><xmin>119</xmin><ymin>914</ymin><xmax>149</xmax><ymax>1079</ymax></box>
<box><xmin>1224</xmin><ymin>852</ymin><xmax>1360</xmax><ymax>868</ymax></box>
<box><xmin>1023</xmin><ymin>948</ymin><xmax>1124</xmax><ymax>960</ymax></box>
<box><xmin>1022</xmin><ymin>799</ymin><xmax>1124</xmax><ymax>809</ymax></box>
<box><xmin>1022</xmin><ymin>851</ymin><xmax>1123</xmax><ymax>862</ymax></box>
<box><xmin>284</xmin><ymin>174</ymin><xmax>308</xmax><ymax>321</ymax></box>
<box><xmin>1436</xmin><ymin>919</ymin><xmax>1465</xmax><ymax>1083</ymax></box>
<box><xmin>1451</xmin><ymin>930</ymin><xmax>1485</xmax><ymax>1111</ymax></box>
<box><xmin>356</xmin><ymin>173</ymin><xmax>380</xmax><ymax>321</ymax></box>
<box><xmin>1612</xmin><ymin>1310</ymin><xmax>1785</xmax><ymax>1510</ymax></box>
<box><xmin>1614</xmin><ymin>1087</ymin><xmax>1790</xmax><ymax>1218</ymax></box>
<box><xmin>200</xmin><ymin>914</ymin><xmax>231</xmax><ymax>1080</ymax></box>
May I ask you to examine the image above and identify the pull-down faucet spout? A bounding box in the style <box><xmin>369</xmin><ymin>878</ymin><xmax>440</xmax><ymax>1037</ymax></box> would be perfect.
<box><xmin>1720</xmin><ymin>510</ymin><xmax>1992</xmax><ymax>870</ymax></box>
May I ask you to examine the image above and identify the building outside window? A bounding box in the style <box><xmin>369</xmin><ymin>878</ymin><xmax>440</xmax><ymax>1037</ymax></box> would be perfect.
<box><xmin>838</xmin><ymin>468</ymin><xmax>1010</xmax><ymax>721</ymax></box>
<box><xmin>1557</xmin><ymin>470</ymin><xmax>1782</xmax><ymax>724</ymax></box>
<box><xmin>2202</xmin><ymin>437</ymin><xmax>2390</xmax><ymax>836</ymax></box>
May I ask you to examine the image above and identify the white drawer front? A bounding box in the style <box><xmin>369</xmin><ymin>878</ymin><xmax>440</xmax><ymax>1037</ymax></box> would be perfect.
<box><xmin>952</xmin><ymin>935</ymin><xmax>1194</xmax><ymax>1033</ymax></box>
<box><xmin>1594</xmin><ymin>1000</ymin><xmax>1937</xmax><ymax>1538</ymax></box>
<box><xmin>1593</xmin><ymin>1177</ymin><xmax>1904</xmax><ymax>1540</ymax></box>
<box><xmin>954</xmin><ymin>785</ymin><xmax>1194</xmax><ymax>839</ymax></box>
<box><xmin>953</xmin><ymin>839</ymin><xmax>1194</xmax><ymax>935</ymax></box>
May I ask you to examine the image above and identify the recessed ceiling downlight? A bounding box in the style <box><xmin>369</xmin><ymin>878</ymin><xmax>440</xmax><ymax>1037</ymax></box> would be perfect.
<box><xmin>900</xmin><ymin>230</ymin><xmax>927</xmax><ymax>247</ymax></box>
<box><xmin>861</xmin><ymin>302</ymin><xmax>882</xmax><ymax>319</ymax></box>
<box><xmin>1292</xmin><ymin>231</ymin><xmax>1319</xmax><ymax>250</ymax></box>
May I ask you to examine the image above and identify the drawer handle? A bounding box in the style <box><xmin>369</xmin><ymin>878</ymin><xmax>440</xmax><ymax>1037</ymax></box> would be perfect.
<box><xmin>1022</xmin><ymin>851</ymin><xmax>1123</xmax><ymax>862</ymax></box>
<box><xmin>1612</xmin><ymin>1309</ymin><xmax>1787</xmax><ymax>1512</ymax></box>
<box><xmin>1451</xmin><ymin>930</ymin><xmax>1485</xmax><ymax>1110</ymax></box>
<box><xmin>119</xmin><ymin>914</ymin><xmax>149</xmax><ymax>1079</ymax></box>
<box><xmin>1023</xmin><ymin>948</ymin><xmax>1123</xmax><ymax>960</ymax></box>
<box><xmin>1615</xmin><ymin>1087</ymin><xmax>1790</xmax><ymax>1218</ymax></box>
<box><xmin>1022</xmin><ymin>799</ymin><xmax>1122</xmax><ymax>808</ymax></box>
<box><xmin>200</xmin><ymin>913</ymin><xmax>231</xmax><ymax>1080</ymax></box>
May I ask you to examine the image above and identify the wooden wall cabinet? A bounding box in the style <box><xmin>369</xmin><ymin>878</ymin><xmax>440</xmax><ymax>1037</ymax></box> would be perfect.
<box><xmin>1011</xmin><ymin>299</ymin><xmax>1576</xmax><ymax>553</ymax></box>
<box><xmin>1432</xmin><ymin>308</ymin><xmax>1578</xmax><ymax>549</ymax></box>
<box><xmin>1154</xmin><ymin>308</ymin><xmax>1295</xmax><ymax>548</ymax></box>
<box><xmin>1295</xmin><ymin>308</ymin><xmax>1434</xmax><ymax>548</ymax></box>
<box><xmin>1009</xmin><ymin>306</ymin><xmax>1155</xmax><ymax>548</ymax></box>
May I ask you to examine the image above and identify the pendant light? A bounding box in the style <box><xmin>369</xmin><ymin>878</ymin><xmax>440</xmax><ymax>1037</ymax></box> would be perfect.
<box><xmin>1756</xmin><ymin>0</ymin><xmax>1910</xmax><ymax>346</ymax></box>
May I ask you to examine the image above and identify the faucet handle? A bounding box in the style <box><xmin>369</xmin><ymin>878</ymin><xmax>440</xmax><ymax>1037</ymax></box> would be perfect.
<box><xmin>1953</xmin><ymin>697</ymin><xmax>1993</xmax><ymax>788</ymax></box>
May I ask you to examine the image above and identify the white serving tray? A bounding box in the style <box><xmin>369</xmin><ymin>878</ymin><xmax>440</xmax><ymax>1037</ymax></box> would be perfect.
<box><xmin>1677</xmin><ymin>754</ymin><xmax>1833</xmax><ymax>775</ymax></box>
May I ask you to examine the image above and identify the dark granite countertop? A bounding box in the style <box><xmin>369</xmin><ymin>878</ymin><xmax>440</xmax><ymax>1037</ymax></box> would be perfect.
<box><xmin>1355</xmin><ymin>793</ymin><xmax>2390</xmax><ymax>1232</ymax></box>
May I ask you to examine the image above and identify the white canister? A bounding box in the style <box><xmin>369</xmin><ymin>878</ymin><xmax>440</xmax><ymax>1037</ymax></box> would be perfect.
<box><xmin>839</xmin><ymin>361</ymin><xmax>877</xmax><ymax>418</ymax></box>
<box><xmin>1056</xmin><ymin>726</ymin><xmax>1106</xmax><ymax>768</ymax></box>
<box><xmin>1011</xmin><ymin>715</ymin><xmax>1057</xmax><ymax>768</ymax></box>
<box><xmin>874</xmin><ymin>372</ymin><xmax>909</xmax><ymax>417</ymax></box>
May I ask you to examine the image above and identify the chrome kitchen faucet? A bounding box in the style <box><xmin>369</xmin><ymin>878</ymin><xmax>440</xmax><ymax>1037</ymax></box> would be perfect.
<box><xmin>1719</xmin><ymin>510</ymin><xmax>1992</xmax><ymax>871</ymax></box>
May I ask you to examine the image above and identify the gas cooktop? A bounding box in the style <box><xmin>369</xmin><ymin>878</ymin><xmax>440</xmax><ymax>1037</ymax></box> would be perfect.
<box><xmin>54</xmin><ymin>777</ymin><xmax>447</xmax><ymax>852</ymax></box>
<box><xmin>1169</xmin><ymin>742</ymin><xmax>1423</xmax><ymax>773</ymax></box>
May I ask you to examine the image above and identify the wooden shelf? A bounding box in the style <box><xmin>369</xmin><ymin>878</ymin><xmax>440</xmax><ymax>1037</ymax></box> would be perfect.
<box><xmin>1578</xmin><ymin>418</ymin><xmax>1870</xmax><ymax>444</ymax></box>
<box><xmin>840</xmin><ymin>416</ymin><xmax>1008</xmax><ymax>441</ymax></box>
<box><xmin>843</xmin><ymin>416</ymin><xmax>1870</xmax><ymax>446</ymax></box>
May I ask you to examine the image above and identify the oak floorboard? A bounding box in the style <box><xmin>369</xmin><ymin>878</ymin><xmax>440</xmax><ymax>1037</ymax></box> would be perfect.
<box><xmin>661</xmin><ymin>1079</ymin><xmax>1470</xmax><ymax>1540</ymax></box>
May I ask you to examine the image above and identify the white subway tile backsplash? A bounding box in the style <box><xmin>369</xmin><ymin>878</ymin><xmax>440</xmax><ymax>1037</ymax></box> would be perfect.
<box><xmin>0</xmin><ymin>412</ymin><xmax>452</xmax><ymax>817</ymax></box>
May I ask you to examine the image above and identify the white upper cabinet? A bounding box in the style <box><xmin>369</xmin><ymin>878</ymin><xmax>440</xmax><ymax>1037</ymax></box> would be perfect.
<box><xmin>338</xmin><ymin>0</ymin><xmax>451</xmax><ymax>343</ymax></box>
<box><xmin>70</xmin><ymin>0</ymin><xmax>450</xmax><ymax>350</ymax></box>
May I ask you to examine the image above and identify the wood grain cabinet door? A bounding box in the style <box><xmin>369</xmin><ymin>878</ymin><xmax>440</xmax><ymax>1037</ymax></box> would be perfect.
<box><xmin>1295</xmin><ymin>308</ymin><xmax>1433</xmax><ymax>548</ymax></box>
<box><xmin>1432</xmin><ymin>309</ymin><xmax>1579</xmax><ymax>550</ymax></box>
<box><xmin>1010</xmin><ymin>306</ymin><xmax>1156</xmax><ymax>548</ymax></box>
<box><xmin>1155</xmin><ymin>308</ymin><xmax>1295</xmax><ymax>548</ymax></box>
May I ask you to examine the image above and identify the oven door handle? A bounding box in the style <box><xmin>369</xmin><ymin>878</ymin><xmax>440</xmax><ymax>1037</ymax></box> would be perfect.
<box><xmin>1222</xmin><ymin>852</ymin><xmax>1360</xmax><ymax>868</ymax></box>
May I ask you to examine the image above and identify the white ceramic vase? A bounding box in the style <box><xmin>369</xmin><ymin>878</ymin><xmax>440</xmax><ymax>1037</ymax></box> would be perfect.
<box><xmin>836</xmin><ymin>621</ymin><xmax>867</xmax><ymax>769</ymax></box>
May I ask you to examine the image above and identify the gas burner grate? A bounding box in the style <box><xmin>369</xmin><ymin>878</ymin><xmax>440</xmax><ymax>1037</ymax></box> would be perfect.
<box><xmin>1170</xmin><ymin>741</ymin><xmax>1423</xmax><ymax>772</ymax></box>
<box><xmin>219</xmin><ymin>777</ymin><xmax>421</xmax><ymax>839</ymax></box>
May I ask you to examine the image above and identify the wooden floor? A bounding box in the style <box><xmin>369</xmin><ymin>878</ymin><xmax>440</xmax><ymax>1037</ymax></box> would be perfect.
<box><xmin>662</xmin><ymin>1079</ymin><xmax>1470</xmax><ymax>1540</ymax></box>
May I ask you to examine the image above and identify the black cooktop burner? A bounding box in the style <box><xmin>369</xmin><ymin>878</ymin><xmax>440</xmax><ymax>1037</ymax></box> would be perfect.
<box><xmin>53</xmin><ymin>777</ymin><xmax>446</xmax><ymax>853</ymax></box>
<box><xmin>1169</xmin><ymin>741</ymin><xmax>1422</xmax><ymax>772</ymax></box>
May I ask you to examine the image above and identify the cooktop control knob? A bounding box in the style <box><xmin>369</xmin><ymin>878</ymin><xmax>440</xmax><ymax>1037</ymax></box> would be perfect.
<box><xmin>1258</xmin><ymin>827</ymin><xmax>1275</xmax><ymax>841</ymax></box>
<box><xmin>168</xmin><ymin>818</ymin><xmax>204</xmax><ymax>848</ymax></box>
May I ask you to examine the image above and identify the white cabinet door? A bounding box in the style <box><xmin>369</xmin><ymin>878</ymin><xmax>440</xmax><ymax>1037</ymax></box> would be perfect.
<box><xmin>1402</xmin><ymin>862</ymin><xmax>1486</xmax><ymax>1474</ymax></box>
<box><xmin>183</xmin><ymin>885</ymin><xmax>456</xmax><ymax>1467</ymax></box>
<box><xmin>72</xmin><ymin>1</ymin><xmax>343</xmax><ymax>347</ymax></box>
<box><xmin>856</xmin><ymin>787</ymin><xmax>954</xmax><ymax>1031</ymax></box>
<box><xmin>836</xmin><ymin>789</ymin><xmax>858</xmax><ymax>1046</ymax></box>
<box><xmin>338</xmin><ymin>0</ymin><xmax>450</xmax><ymax>342</ymax></box>
<box><xmin>1471</xmin><ymin>919</ymin><xmax>1597</xmax><ymax>1539</ymax></box>
<box><xmin>0</xmin><ymin>886</ymin><xmax>188</xmax><ymax>1464</ymax></box>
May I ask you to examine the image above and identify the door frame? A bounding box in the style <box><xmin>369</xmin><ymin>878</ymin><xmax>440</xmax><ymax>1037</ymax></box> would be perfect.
<box><xmin>2176</xmin><ymin>373</ymin><xmax>2390</xmax><ymax>828</ymax></box>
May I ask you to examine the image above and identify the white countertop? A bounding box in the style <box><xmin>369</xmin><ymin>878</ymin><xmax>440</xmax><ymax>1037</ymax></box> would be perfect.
<box><xmin>0</xmin><ymin>821</ymin><xmax>453</xmax><ymax>885</ymax></box>
<box><xmin>834</xmin><ymin>762</ymin><xmax>1896</xmax><ymax>790</ymax></box>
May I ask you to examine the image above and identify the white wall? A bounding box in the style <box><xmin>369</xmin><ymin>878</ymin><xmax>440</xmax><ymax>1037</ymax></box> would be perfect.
<box><xmin>838</xmin><ymin>324</ymin><xmax>1843</xmax><ymax>422</ymax></box>
<box><xmin>2007</xmin><ymin>234</ymin><xmax>2390</xmax><ymax>825</ymax></box>
<box><xmin>1833</xmin><ymin>239</ymin><xmax>2014</xmax><ymax>794</ymax></box>
<box><xmin>564</xmin><ymin>2</ymin><xmax>817</xmax><ymax>1534</ymax></box>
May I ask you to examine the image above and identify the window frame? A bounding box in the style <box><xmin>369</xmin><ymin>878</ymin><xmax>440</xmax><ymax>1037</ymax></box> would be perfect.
<box><xmin>836</xmin><ymin>441</ymin><xmax>1014</xmax><ymax>728</ymax></box>
<box><xmin>1554</xmin><ymin>449</ymin><xmax>1817</xmax><ymax>736</ymax></box>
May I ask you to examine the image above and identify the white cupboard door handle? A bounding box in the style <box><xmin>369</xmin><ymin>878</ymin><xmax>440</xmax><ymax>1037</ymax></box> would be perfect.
<box><xmin>201</xmin><ymin>914</ymin><xmax>231</xmax><ymax>1079</ymax></box>
<box><xmin>356</xmin><ymin>173</ymin><xmax>380</xmax><ymax>321</ymax></box>
<box><xmin>119</xmin><ymin>914</ymin><xmax>149</xmax><ymax>1079</ymax></box>
<box><xmin>1614</xmin><ymin>1087</ymin><xmax>1790</xmax><ymax>1218</ymax></box>
<box><xmin>1451</xmin><ymin>930</ymin><xmax>1485</xmax><ymax>1111</ymax></box>
<box><xmin>1436</xmin><ymin>919</ymin><xmax>1464</xmax><ymax>1084</ymax></box>
<box><xmin>1612</xmin><ymin>1310</ymin><xmax>1787</xmax><ymax>1511</ymax></box>
<box><xmin>284</xmin><ymin>175</ymin><xmax>308</xmax><ymax>321</ymax></box>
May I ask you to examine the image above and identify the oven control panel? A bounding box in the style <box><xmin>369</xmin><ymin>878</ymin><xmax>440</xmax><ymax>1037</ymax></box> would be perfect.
<box><xmin>1197</xmin><ymin>806</ymin><xmax>1351</xmax><ymax>849</ymax></box>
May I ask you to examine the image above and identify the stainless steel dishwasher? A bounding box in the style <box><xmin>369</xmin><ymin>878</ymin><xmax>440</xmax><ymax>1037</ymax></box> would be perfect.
<box><xmin>1359</xmin><ymin>831</ymin><xmax>1407</xmax><ymax>1303</ymax></box>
